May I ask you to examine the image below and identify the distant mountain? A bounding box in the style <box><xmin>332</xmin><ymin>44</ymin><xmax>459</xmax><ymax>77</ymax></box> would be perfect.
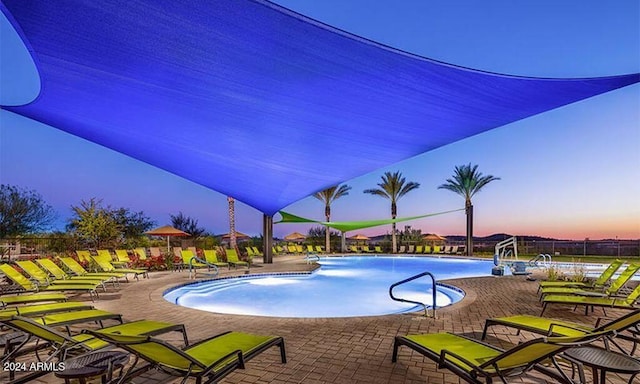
<box><xmin>447</xmin><ymin>233</ymin><xmax>560</xmax><ymax>242</ymax></box>
<box><xmin>368</xmin><ymin>233</ymin><xmax>560</xmax><ymax>242</ymax></box>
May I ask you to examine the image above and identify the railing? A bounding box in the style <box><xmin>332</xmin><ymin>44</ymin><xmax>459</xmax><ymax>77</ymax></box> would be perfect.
<box><xmin>528</xmin><ymin>253</ymin><xmax>552</xmax><ymax>268</ymax></box>
<box><xmin>304</xmin><ymin>253</ymin><xmax>320</xmax><ymax>263</ymax></box>
<box><xmin>389</xmin><ymin>271</ymin><xmax>437</xmax><ymax>318</ymax></box>
<box><xmin>188</xmin><ymin>256</ymin><xmax>219</xmax><ymax>279</ymax></box>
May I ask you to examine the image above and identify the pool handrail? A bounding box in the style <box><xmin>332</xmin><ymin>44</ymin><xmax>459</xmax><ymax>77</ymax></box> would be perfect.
<box><xmin>389</xmin><ymin>271</ymin><xmax>437</xmax><ymax>318</ymax></box>
<box><xmin>528</xmin><ymin>253</ymin><xmax>552</xmax><ymax>268</ymax></box>
<box><xmin>304</xmin><ymin>252</ymin><xmax>320</xmax><ymax>264</ymax></box>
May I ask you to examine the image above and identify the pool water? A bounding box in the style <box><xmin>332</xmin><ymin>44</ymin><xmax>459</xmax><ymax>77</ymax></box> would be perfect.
<box><xmin>164</xmin><ymin>256</ymin><xmax>493</xmax><ymax>318</ymax></box>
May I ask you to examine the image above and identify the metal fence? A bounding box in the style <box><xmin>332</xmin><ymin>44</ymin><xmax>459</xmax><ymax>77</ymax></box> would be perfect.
<box><xmin>1</xmin><ymin>236</ymin><xmax>639</xmax><ymax>258</ymax></box>
<box><xmin>474</xmin><ymin>239</ymin><xmax>640</xmax><ymax>257</ymax></box>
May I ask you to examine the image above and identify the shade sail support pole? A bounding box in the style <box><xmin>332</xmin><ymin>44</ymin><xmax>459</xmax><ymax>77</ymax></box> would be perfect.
<box><xmin>263</xmin><ymin>214</ymin><xmax>273</xmax><ymax>264</ymax></box>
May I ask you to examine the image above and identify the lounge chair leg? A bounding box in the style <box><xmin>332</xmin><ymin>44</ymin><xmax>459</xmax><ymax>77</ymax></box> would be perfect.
<box><xmin>279</xmin><ymin>339</ymin><xmax>287</xmax><ymax>363</ymax></box>
<box><xmin>481</xmin><ymin>323</ymin><xmax>490</xmax><ymax>340</ymax></box>
<box><xmin>391</xmin><ymin>338</ymin><xmax>400</xmax><ymax>362</ymax></box>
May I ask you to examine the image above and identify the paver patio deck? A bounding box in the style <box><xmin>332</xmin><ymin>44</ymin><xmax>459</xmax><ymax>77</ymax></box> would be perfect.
<box><xmin>4</xmin><ymin>255</ymin><xmax>637</xmax><ymax>384</ymax></box>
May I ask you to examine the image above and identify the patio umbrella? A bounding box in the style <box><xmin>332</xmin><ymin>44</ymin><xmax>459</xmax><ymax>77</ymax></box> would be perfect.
<box><xmin>348</xmin><ymin>234</ymin><xmax>370</xmax><ymax>241</ymax></box>
<box><xmin>144</xmin><ymin>225</ymin><xmax>190</xmax><ymax>254</ymax></box>
<box><xmin>220</xmin><ymin>232</ymin><xmax>250</xmax><ymax>243</ymax></box>
<box><xmin>348</xmin><ymin>234</ymin><xmax>370</xmax><ymax>247</ymax></box>
<box><xmin>423</xmin><ymin>233</ymin><xmax>447</xmax><ymax>246</ymax></box>
<box><xmin>284</xmin><ymin>232</ymin><xmax>306</xmax><ymax>242</ymax></box>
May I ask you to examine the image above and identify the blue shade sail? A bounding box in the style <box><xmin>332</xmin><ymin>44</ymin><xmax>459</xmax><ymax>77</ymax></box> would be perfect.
<box><xmin>1</xmin><ymin>0</ymin><xmax>638</xmax><ymax>215</ymax></box>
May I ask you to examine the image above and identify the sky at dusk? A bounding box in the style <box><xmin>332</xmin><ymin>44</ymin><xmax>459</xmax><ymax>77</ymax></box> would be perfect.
<box><xmin>1</xmin><ymin>1</ymin><xmax>639</xmax><ymax>240</ymax></box>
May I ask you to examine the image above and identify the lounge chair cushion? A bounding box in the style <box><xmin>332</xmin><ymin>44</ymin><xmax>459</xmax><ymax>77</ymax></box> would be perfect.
<box><xmin>0</xmin><ymin>293</ymin><xmax>67</xmax><ymax>306</ymax></box>
<box><xmin>0</xmin><ymin>302</ymin><xmax>93</xmax><ymax>318</ymax></box>
<box><xmin>188</xmin><ymin>332</ymin><xmax>276</xmax><ymax>371</ymax></box>
<box><xmin>403</xmin><ymin>333</ymin><xmax>502</xmax><ymax>373</ymax></box>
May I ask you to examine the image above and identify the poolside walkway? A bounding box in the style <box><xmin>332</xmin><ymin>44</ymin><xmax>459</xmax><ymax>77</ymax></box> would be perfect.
<box><xmin>14</xmin><ymin>255</ymin><xmax>639</xmax><ymax>384</ymax></box>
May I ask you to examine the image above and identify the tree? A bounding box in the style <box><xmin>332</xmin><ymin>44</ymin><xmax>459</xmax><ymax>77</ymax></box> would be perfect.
<box><xmin>111</xmin><ymin>207</ymin><xmax>156</xmax><ymax>244</ymax></box>
<box><xmin>313</xmin><ymin>184</ymin><xmax>351</xmax><ymax>253</ymax></box>
<box><xmin>227</xmin><ymin>197</ymin><xmax>236</xmax><ymax>249</ymax></box>
<box><xmin>67</xmin><ymin>198</ymin><xmax>121</xmax><ymax>248</ymax></box>
<box><xmin>398</xmin><ymin>225</ymin><xmax>423</xmax><ymax>246</ymax></box>
<box><xmin>170</xmin><ymin>212</ymin><xmax>206</xmax><ymax>239</ymax></box>
<box><xmin>307</xmin><ymin>226</ymin><xmax>340</xmax><ymax>248</ymax></box>
<box><xmin>438</xmin><ymin>163</ymin><xmax>500</xmax><ymax>256</ymax></box>
<box><xmin>67</xmin><ymin>199</ymin><xmax>155</xmax><ymax>248</ymax></box>
<box><xmin>0</xmin><ymin>184</ymin><xmax>56</xmax><ymax>238</ymax></box>
<box><xmin>363</xmin><ymin>171</ymin><xmax>420</xmax><ymax>253</ymax></box>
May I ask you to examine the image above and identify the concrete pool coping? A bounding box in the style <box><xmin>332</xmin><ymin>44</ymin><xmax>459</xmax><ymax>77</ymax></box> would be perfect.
<box><xmin>15</xmin><ymin>254</ymin><xmax>638</xmax><ymax>384</ymax></box>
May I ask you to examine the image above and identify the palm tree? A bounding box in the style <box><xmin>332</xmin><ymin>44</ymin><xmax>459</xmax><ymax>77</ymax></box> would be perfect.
<box><xmin>227</xmin><ymin>196</ymin><xmax>236</xmax><ymax>249</ymax></box>
<box><xmin>438</xmin><ymin>164</ymin><xmax>500</xmax><ymax>256</ymax></box>
<box><xmin>364</xmin><ymin>171</ymin><xmax>420</xmax><ymax>253</ymax></box>
<box><xmin>313</xmin><ymin>184</ymin><xmax>351</xmax><ymax>253</ymax></box>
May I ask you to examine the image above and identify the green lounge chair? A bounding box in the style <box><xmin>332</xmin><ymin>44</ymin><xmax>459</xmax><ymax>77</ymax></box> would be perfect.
<box><xmin>374</xmin><ymin>246</ymin><xmax>383</xmax><ymax>253</ymax></box>
<box><xmin>424</xmin><ymin>245</ymin><xmax>432</xmax><ymax>254</ymax></box>
<box><xmin>203</xmin><ymin>249</ymin><xmax>230</xmax><ymax>270</ymax></box>
<box><xmin>0</xmin><ymin>301</ymin><xmax>94</xmax><ymax>319</ymax></box>
<box><xmin>2</xmin><ymin>315</ymin><xmax>187</xmax><ymax>363</ymax></box>
<box><xmin>0</xmin><ymin>293</ymin><xmax>68</xmax><ymax>308</ymax></box>
<box><xmin>59</xmin><ymin>257</ymin><xmax>127</xmax><ymax>281</ymax></box>
<box><xmin>482</xmin><ymin>308</ymin><xmax>640</xmax><ymax>355</ymax></box>
<box><xmin>35</xmin><ymin>258</ymin><xmax>118</xmax><ymax>288</ymax></box>
<box><xmin>349</xmin><ymin>245</ymin><xmax>359</xmax><ymax>253</ymax></box>
<box><xmin>0</xmin><ymin>263</ymin><xmax>100</xmax><ymax>300</ymax></box>
<box><xmin>541</xmin><ymin>282</ymin><xmax>640</xmax><ymax>316</ymax></box>
<box><xmin>226</xmin><ymin>248</ymin><xmax>249</xmax><ymax>268</ymax></box>
<box><xmin>96</xmin><ymin>249</ymin><xmax>116</xmax><ymax>262</ymax></box>
<box><xmin>306</xmin><ymin>245</ymin><xmax>315</xmax><ymax>253</ymax></box>
<box><xmin>113</xmin><ymin>249</ymin><xmax>134</xmax><ymax>267</ymax></box>
<box><xmin>246</xmin><ymin>247</ymin><xmax>257</xmax><ymax>258</ymax></box>
<box><xmin>16</xmin><ymin>260</ymin><xmax>107</xmax><ymax>291</ymax></box>
<box><xmin>415</xmin><ymin>245</ymin><xmax>423</xmax><ymax>253</ymax></box>
<box><xmin>37</xmin><ymin>309</ymin><xmax>123</xmax><ymax>328</ymax></box>
<box><xmin>84</xmin><ymin>329</ymin><xmax>286</xmax><ymax>384</ymax></box>
<box><xmin>362</xmin><ymin>246</ymin><xmax>374</xmax><ymax>253</ymax></box>
<box><xmin>181</xmin><ymin>249</ymin><xmax>218</xmax><ymax>279</ymax></box>
<box><xmin>538</xmin><ymin>259</ymin><xmax>624</xmax><ymax>292</ymax></box>
<box><xmin>251</xmin><ymin>247</ymin><xmax>262</xmax><ymax>257</ymax></box>
<box><xmin>91</xmin><ymin>256</ymin><xmax>148</xmax><ymax>280</ymax></box>
<box><xmin>540</xmin><ymin>263</ymin><xmax>640</xmax><ymax>298</ymax></box>
<box><xmin>134</xmin><ymin>247</ymin><xmax>148</xmax><ymax>261</ymax></box>
<box><xmin>392</xmin><ymin>330</ymin><xmax>611</xmax><ymax>384</ymax></box>
<box><xmin>75</xmin><ymin>250</ymin><xmax>93</xmax><ymax>263</ymax></box>
<box><xmin>315</xmin><ymin>245</ymin><xmax>324</xmax><ymax>254</ymax></box>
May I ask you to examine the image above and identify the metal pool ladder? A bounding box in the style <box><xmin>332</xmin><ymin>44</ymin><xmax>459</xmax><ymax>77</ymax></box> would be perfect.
<box><xmin>389</xmin><ymin>271</ymin><xmax>437</xmax><ymax>318</ymax></box>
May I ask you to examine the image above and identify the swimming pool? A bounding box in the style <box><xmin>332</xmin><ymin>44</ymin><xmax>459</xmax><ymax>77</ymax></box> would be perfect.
<box><xmin>164</xmin><ymin>256</ymin><xmax>494</xmax><ymax>318</ymax></box>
